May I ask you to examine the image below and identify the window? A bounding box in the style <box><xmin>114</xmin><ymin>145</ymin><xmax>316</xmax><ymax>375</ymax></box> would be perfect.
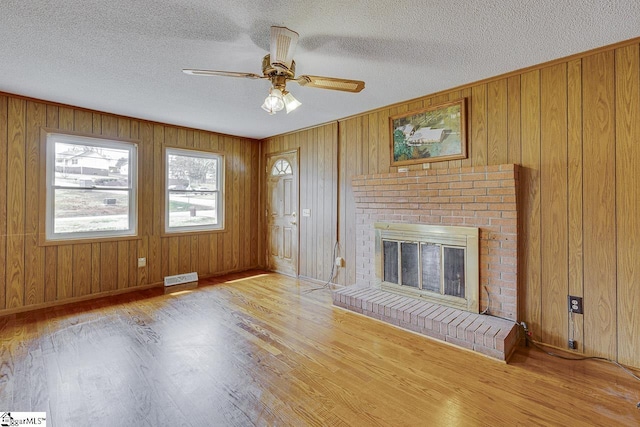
<box><xmin>165</xmin><ymin>148</ymin><xmax>223</xmax><ymax>233</ymax></box>
<box><xmin>271</xmin><ymin>158</ymin><xmax>292</xmax><ymax>175</ymax></box>
<box><xmin>44</xmin><ymin>132</ymin><xmax>137</xmax><ymax>241</ymax></box>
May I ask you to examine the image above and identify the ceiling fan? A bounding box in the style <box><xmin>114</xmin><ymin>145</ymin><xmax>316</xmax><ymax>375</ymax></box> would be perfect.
<box><xmin>183</xmin><ymin>26</ymin><xmax>365</xmax><ymax>114</ymax></box>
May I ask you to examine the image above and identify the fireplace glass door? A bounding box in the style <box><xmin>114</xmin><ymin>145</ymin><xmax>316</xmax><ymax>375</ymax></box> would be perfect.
<box><xmin>382</xmin><ymin>239</ymin><xmax>466</xmax><ymax>299</ymax></box>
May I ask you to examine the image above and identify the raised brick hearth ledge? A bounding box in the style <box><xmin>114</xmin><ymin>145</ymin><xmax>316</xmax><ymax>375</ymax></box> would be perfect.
<box><xmin>333</xmin><ymin>287</ymin><xmax>518</xmax><ymax>361</ymax></box>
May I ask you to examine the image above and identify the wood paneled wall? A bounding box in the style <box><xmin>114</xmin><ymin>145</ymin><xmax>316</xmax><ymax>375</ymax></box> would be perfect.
<box><xmin>0</xmin><ymin>93</ymin><xmax>260</xmax><ymax>315</ymax></box>
<box><xmin>260</xmin><ymin>38</ymin><xmax>640</xmax><ymax>368</ymax></box>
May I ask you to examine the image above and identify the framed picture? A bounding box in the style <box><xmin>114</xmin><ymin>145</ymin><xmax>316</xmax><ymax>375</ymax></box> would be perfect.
<box><xmin>390</xmin><ymin>98</ymin><xmax>467</xmax><ymax>166</ymax></box>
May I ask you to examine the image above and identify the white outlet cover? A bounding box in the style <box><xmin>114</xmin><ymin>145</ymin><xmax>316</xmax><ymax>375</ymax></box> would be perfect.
<box><xmin>138</xmin><ymin>257</ymin><xmax>146</xmax><ymax>267</ymax></box>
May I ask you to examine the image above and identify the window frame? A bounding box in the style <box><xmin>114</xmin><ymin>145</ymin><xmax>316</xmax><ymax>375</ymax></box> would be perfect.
<box><xmin>41</xmin><ymin>130</ymin><xmax>139</xmax><ymax>244</ymax></box>
<box><xmin>164</xmin><ymin>147</ymin><xmax>224</xmax><ymax>234</ymax></box>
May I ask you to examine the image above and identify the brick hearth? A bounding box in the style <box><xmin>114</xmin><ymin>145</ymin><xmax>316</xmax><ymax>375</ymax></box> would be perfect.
<box><xmin>332</xmin><ymin>164</ymin><xmax>520</xmax><ymax>361</ymax></box>
<box><xmin>332</xmin><ymin>287</ymin><xmax>518</xmax><ymax>361</ymax></box>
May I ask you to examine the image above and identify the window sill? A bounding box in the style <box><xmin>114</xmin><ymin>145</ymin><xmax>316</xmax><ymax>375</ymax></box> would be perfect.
<box><xmin>38</xmin><ymin>233</ymin><xmax>142</xmax><ymax>247</ymax></box>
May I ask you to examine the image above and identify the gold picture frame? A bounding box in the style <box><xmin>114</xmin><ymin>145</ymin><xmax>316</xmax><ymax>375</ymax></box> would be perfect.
<box><xmin>390</xmin><ymin>98</ymin><xmax>467</xmax><ymax>166</ymax></box>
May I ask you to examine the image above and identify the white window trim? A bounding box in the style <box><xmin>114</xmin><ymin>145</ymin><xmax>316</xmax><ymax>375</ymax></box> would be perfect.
<box><xmin>165</xmin><ymin>147</ymin><xmax>224</xmax><ymax>233</ymax></box>
<box><xmin>45</xmin><ymin>132</ymin><xmax>138</xmax><ymax>241</ymax></box>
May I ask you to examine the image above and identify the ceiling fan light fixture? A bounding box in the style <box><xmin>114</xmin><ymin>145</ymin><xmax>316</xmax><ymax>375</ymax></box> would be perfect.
<box><xmin>261</xmin><ymin>88</ymin><xmax>285</xmax><ymax>114</ymax></box>
<box><xmin>282</xmin><ymin>91</ymin><xmax>301</xmax><ymax>114</ymax></box>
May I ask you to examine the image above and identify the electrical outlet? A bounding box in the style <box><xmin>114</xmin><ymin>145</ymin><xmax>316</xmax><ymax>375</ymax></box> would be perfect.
<box><xmin>335</xmin><ymin>257</ymin><xmax>344</xmax><ymax>267</ymax></box>
<box><xmin>138</xmin><ymin>257</ymin><xmax>146</xmax><ymax>268</ymax></box>
<box><xmin>568</xmin><ymin>340</ymin><xmax>577</xmax><ymax>350</ymax></box>
<box><xmin>568</xmin><ymin>295</ymin><xmax>583</xmax><ymax>314</ymax></box>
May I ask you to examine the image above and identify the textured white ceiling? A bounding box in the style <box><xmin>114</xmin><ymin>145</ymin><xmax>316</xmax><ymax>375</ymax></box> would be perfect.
<box><xmin>1</xmin><ymin>1</ymin><xmax>638</xmax><ymax>139</ymax></box>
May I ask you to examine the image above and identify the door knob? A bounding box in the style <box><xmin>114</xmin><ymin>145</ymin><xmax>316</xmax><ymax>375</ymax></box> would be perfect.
<box><xmin>290</xmin><ymin>220</ymin><xmax>297</xmax><ymax>225</ymax></box>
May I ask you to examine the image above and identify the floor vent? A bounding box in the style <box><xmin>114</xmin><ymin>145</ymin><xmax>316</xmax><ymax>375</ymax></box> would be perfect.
<box><xmin>164</xmin><ymin>272</ymin><xmax>199</xmax><ymax>287</ymax></box>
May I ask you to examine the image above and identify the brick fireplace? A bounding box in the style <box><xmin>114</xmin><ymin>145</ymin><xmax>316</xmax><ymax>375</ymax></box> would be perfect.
<box><xmin>333</xmin><ymin>164</ymin><xmax>520</xmax><ymax>360</ymax></box>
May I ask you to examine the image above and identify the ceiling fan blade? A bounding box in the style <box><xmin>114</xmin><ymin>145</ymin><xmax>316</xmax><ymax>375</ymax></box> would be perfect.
<box><xmin>294</xmin><ymin>75</ymin><xmax>365</xmax><ymax>93</ymax></box>
<box><xmin>270</xmin><ymin>26</ymin><xmax>299</xmax><ymax>70</ymax></box>
<box><xmin>182</xmin><ymin>69</ymin><xmax>264</xmax><ymax>79</ymax></box>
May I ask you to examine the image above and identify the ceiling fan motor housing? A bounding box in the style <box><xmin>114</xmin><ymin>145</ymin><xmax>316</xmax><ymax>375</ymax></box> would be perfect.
<box><xmin>262</xmin><ymin>54</ymin><xmax>295</xmax><ymax>78</ymax></box>
<box><xmin>262</xmin><ymin>54</ymin><xmax>296</xmax><ymax>91</ymax></box>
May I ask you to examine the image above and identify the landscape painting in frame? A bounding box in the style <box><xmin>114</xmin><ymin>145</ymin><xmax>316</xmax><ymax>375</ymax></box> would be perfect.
<box><xmin>390</xmin><ymin>98</ymin><xmax>467</xmax><ymax>166</ymax></box>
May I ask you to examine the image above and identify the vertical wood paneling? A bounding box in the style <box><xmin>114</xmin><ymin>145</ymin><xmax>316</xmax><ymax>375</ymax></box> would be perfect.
<box><xmin>131</xmin><ymin>120</ymin><xmax>139</xmax><ymax>140</ymax></box>
<box><xmin>540</xmin><ymin>63</ymin><xmax>568</xmax><ymax>347</ymax></box>
<box><xmin>150</xmin><ymin>124</ymin><xmax>164</xmax><ymax>283</ymax></box>
<box><xmin>56</xmin><ymin>245</ymin><xmax>73</xmax><ymax>299</ymax></box>
<box><xmin>137</xmin><ymin>237</ymin><xmax>148</xmax><ymax>286</ymax></box>
<box><xmin>100</xmin><ymin>242</ymin><xmax>118</xmax><ymax>292</ymax></box>
<box><xmin>242</xmin><ymin>140</ymin><xmax>250</xmax><ymax>270</ymax></box>
<box><xmin>24</xmin><ymin>101</ymin><xmax>46</xmax><ymax>305</ymax></box>
<box><xmin>101</xmin><ymin>115</ymin><xmax>117</xmax><ymax>137</ymax></box>
<box><xmin>487</xmin><ymin>79</ymin><xmax>508</xmax><ymax>165</ymax></box>
<box><xmin>582</xmin><ymin>51</ymin><xmax>617</xmax><ymax>359</ymax></box>
<box><xmin>118</xmin><ymin>118</ymin><xmax>131</xmax><ymax>139</ymax></box>
<box><xmin>331</xmin><ymin>123</ymin><xmax>339</xmax><ymax>283</ymax></box>
<box><xmin>92</xmin><ymin>113</ymin><xmax>101</xmax><ymax>134</ymax></box>
<box><xmin>168</xmin><ymin>237</ymin><xmax>179</xmax><ymax>276</ymax></box>
<box><xmin>449</xmin><ymin>89</ymin><xmax>470</xmax><ymax>169</ymax></box>
<box><xmin>615</xmin><ymin>44</ymin><xmax>640</xmax><ymax>365</ymax></box>
<box><xmin>178</xmin><ymin>236</ymin><xmax>190</xmax><ymax>273</ymax></box>
<box><xmin>344</xmin><ymin>118</ymin><xmax>358</xmax><ymax>285</ymax></box>
<box><xmin>378</xmin><ymin>108</ymin><xmax>391</xmax><ymax>174</ymax></box>
<box><xmin>298</xmin><ymin>134</ymin><xmax>308</xmax><ymax>277</ymax></box>
<box><xmin>311</xmin><ymin>129</ymin><xmax>319</xmax><ymax>278</ymax></box>
<box><xmin>520</xmin><ymin>70</ymin><xmax>542</xmax><ymax>340</ymax></box>
<box><xmin>0</xmin><ymin>96</ymin><xmax>6</xmax><ymax>310</ymax></box>
<box><xmin>91</xmin><ymin>243</ymin><xmax>101</xmax><ymax>293</ymax></box>
<box><xmin>72</xmin><ymin>244</ymin><xmax>92</xmax><ymax>297</ymax></box>
<box><xmin>567</xmin><ymin>59</ymin><xmax>584</xmax><ymax>351</ymax></box>
<box><xmin>471</xmin><ymin>85</ymin><xmax>488</xmax><ymax>166</ymax></box>
<box><xmin>117</xmin><ymin>241</ymin><xmax>129</xmax><ymax>290</ymax></box>
<box><xmin>59</xmin><ymin>107</ymin><xmax>74</xmax><ymax>130</ymax></box>
<box><xmin>74</xmin><ymin>110</ymin><xmax>92</xmax><ymax>133</ymax></box>
<box><xmin>368</xmin><ymin>111</ymin><xmax>379</xmax><ymax>174</ymax></box>
<box><xmin>44</xmin><ymin>247</ymin><xmax>57</xmax><ymax>302</ymax></box>
<box><xmin>316</xmin><ymin>128</ymin><xmax>326</xmax><ymax>279</ymax></box>
<box><xmin>235</xmin><ymin>138</ymin><xmax>245</xmax><ymax>271</ymax></box>
<box><xmin>6</xmin><ymin>97</ymin><xmax>26</xmax><ymax>308</ymax></box>
<box><xmin>251</xmin><ymin>140</ymin><xmax>259</xmax><ymax>267</ymax></box>
<box><xmin>139</xmin><ymin>122</ymin><xmax>153</xmax><ymax>237</ymax></box>
<box><xmin>507</xmin><ymin>76</ymin><xmax>522</xmax><ymax>164</ymax></box>
<box><xmin>231</xmin><ymin>138</ymin><xmax>240</xmax><ymax>271</ymax></box>
<box><xmin>129</xmin><ymin>239</ymin><xmax>137</xmax><ymax>288</ymax></box>
<box><xmin>362</xmin><ymin>114</ymin><xmax>371</xmax><ymax>172</ymax></box>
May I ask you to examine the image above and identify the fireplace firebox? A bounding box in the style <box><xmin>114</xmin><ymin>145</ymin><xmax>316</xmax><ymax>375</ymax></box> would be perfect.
<box><xmin>375</xmin><ymin>223</ymin><xmax>479</xmax><ymax>313</ymax></box>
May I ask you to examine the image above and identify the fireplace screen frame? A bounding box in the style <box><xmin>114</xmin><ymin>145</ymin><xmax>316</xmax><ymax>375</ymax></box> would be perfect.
<box><xmin>374</xmin><ymin>223</ymin><xmax>479</xmax><ymax>312</ymax></box>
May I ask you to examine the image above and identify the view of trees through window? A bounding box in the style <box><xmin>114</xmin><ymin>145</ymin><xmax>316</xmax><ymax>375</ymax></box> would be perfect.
<box><xmin>166</xmin><ymin>149</ymin><xmax>221</xmax><ymax>230</ymax></box>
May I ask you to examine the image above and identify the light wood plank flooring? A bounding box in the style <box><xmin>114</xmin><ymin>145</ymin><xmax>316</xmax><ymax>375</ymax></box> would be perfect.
<box><xmin>1</xmin><ymin>271</ymin><xmax>639</xmax><ymax>426</ymax></box>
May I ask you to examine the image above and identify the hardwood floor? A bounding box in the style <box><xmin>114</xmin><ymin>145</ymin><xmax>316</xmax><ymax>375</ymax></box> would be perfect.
<box><xmin>1</xmin><ymin>270</ymin><xmax>639</xmax><ymax>426</ymax></box>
